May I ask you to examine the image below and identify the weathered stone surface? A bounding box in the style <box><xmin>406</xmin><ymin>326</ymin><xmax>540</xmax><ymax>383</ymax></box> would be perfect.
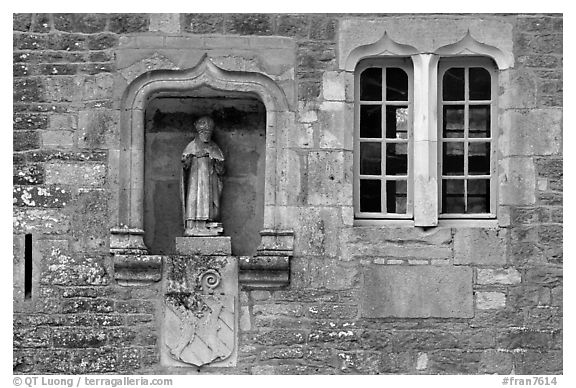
<box><xmin>341</xmin><ymin>227</ymin><xmax>452</xmax><ymax>260</ymax></box>
<box><xmin>78</xmin><ymin>109</ymin><xmax>119</xmax><ymax>149</ymax></box>
<box><xmin>307</xmin><ymin>150</ymin><xmax>352</xmax><ymax>206</ymax></box>
<box><xmin>13</xmin><ymin>163</ymin><xmax>44</xmax><ymax>185</ymax></box>
<box><xmin>13</xmin><ymin>13</ymin><xmax>32</xmax><ymax>32</ymax></box>
<box><xmin>109</xmin><ymin>14</ymin><xmax>149</xmax><ymax>33</ymax></box>
<box><xmin>45</xmin><ymin>163</ymin><xmax>106</xmax><ymax>187</ymax></box>
<box><xmin>183</xmin><ymin>14</ymin><xmax>224</xmax><ymax>34</ymax></box>
<box><xmin>501</xmin><ymin>109</ymin><xmax>562</xmax><ymax>156</ymax></box>
<box><xmin>477</xmin><ymin>268</ymin><xmax>521</xmax><ymax>285</ymax></box>
<box><xmin>225</xmin><ymin>14</ymin><xmax>273</xmax><ymax>35</ymax></box>
<box><xmin>13</xmin><ymin>208</ymin><xmax>71</xmax><ymax>234</ymax></box>
<box><xmin>149</xmin><ymin>13</ymin><xmax>180</xmax><ymax>33</ymax></box>
<box><xmin>514</xmin><ymin>350</ymin><xmax>562</xmax><ymax>374</ymax></box>
<box><xmin>174</xmin><ymin>236</ymin><xmax>232</xmax><ymax>256</ymax></box>
<box><xmin>13</xmin><ymin>185</ymin><xmax>71</xmax><ymax>208</ymax></box>
<box><xmin>500</xmin><ymin>157</ymin><xmax>536</xmax><ymax>205</ymax></box>
<box><xmin>476</xmin><ymin>292</ymin><xmax>506</xmax><ymax>310</ymax></box>
<box><xmin>14</xmin><ymin>130</ymin><xmax>40</xmax><ymax>151</ymax></box>
<box><xmin>53</xmin><ymin>13</ymin><xmax>107</xmax><ymax>33</ymax></box>
<box><xmin>276</xmin><ymin>15</ymin><xmax>309</xmax><ymax>38</ymax></box>
<box><xmin>361</xmin><ymin>266</ymin><xmax>473</xmax><ymax>318</ymax></box>
<box><xmin>454</xmin><ymin>228</ymin><xmax>508</xmax><ymax>265</ymax></box>
<box><xmin>14</xmin><ymin>112</ymin><xmax>48</xmax><ymax>131</ymax></box>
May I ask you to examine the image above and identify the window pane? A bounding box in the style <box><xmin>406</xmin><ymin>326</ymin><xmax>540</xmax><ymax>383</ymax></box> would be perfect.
<box><xmin>469</xmin><ymin>67</ymin><xmax>491</xmax><ymax>100</ymax></box>
<box><xmin>386</xmin><ymin>143</ymin><xmax>408</xmax><ymax>176</ymax></box>
<box><xmin>442</xmin><ymin>142</ymin><xmax>464</xmax><ymax>175</ymax></box>
<box><xmin>442</xmin><ymin>179</ymin><xmax>465</xmax><ymax>213</ymax></box>
<box><xmin>467</xmin><ymin>179</ymin><xmax>490</xmax><ymax>213</ymax></box>
<box><xmin>443</xmin><ymin>106</ymin><xmax>465</xmax><ymax>138</ymax></box>
<box><xmin>443</xmin><ymin>68</ymin><xmax>465</xmax><ymax>101</ymax></box>
<box><xmin>469</xmin><ymin>105</ymin><xmax>491</xmax><ymax>138</ymax></box>
<box><xmin>360</xmin><ymin>105</ymin><xmax>382</xmax><ymax>138</ymax></box>
<box><xmin>360</xmin><ymin>68</ymin><xmax>382</xmax><ymax>101</ymax></box>
<box><xmin>386</xmin><ymin>68</ymin><xmax>408</xmax><ymax>101</ymax></box>
<box><xmin>360</xmin><ymin>142</ymin><xmax>382</xmax><ymax>175</ymax></box>
<box><xmin>468</xmin><ymin>142</ymin><xmax>491</xmax><ymax>175</ymax></box>
<box><xmin>386</xmin><ymin>180</ymin><xmax>407</xmax><ymax>214</ymax></box>
<box><xmin>386</xmin><ymin>106</ymin><xmax>409</xmax><ymax>139</ymax></box>
<box><xmin>360</xmin><ymin>179</ymin><xmax>381</xmax><ymax>212</ymax></box>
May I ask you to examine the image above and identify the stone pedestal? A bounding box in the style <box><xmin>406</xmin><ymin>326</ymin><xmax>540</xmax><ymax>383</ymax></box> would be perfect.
<box><xmin>175</xmin><ymin>236</ymin><xmax>231</xmax><ymax>256</ymax></box>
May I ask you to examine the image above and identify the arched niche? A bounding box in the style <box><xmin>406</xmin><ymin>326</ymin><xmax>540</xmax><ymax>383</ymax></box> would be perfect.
<box><xmin>110</xmin><ymin>54</ymin><xmax>292</xmax><ymax>254</ymax></box>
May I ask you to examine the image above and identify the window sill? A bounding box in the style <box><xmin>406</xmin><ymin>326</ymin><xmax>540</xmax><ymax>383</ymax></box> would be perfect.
<box><xmin>353</xmin><ymin>218</ymin><xmax>499</xmax><ymax>228</ymax></box>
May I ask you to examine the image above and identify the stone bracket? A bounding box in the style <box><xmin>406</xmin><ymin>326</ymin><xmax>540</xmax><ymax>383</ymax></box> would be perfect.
<box><xmin>239</xmin><ymin>229</ymin><xmax>294</xmax><ymax>289</ymax></box>
<box><xmin>113</xmin><ymin>254</ymin><xmax>163</xmax><ymax>286</ymax></box>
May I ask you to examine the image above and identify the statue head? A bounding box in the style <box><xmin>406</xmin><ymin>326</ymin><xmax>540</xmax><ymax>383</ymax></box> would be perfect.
<box><xmin>195</xmin><ymin>116</ymin><xmax>215</xmax><ymax>143</ymax></box>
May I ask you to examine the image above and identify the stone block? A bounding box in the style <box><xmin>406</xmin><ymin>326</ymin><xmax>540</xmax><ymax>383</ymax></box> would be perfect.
<box><xmin>276</xmin><ymin>14</ymin><xmax>309</xmax><ymax>38</ymax></box>
<box><xmin>14</xmin><ymin>112</ymin><xmax>48</xmax><ymax>130</ymax></box>
<box><xmin>498</xmin><ymin>69</ymin><xmax>537</xmax><ymax>109</ymax></box>
<box><xmin>53</xmin><ymin>13</ymin><xmax>107</xmax><ymax>33</ymax></box>
<box><xmin>476</xmin><ymin>292</ymin><xmax>506</xmax><ymax>310</ymax></box>
<box><xmin>78</xmin><ymin>109</ymin><xmax>120</xmax><ymax>149</ymax></box>
<box><xmin>109</xmin><ymin>14</ymin><xmax>149</xmax><ymax>33</ymax></box>
<box><xmin>148</xmin><ymin>14</ymin><xmax>180</xmax><ymax>33</ymax></box>
<box><xmin>175</xmin><ymin>236</ymin><xmax>231</xmax><ymax>256</ymax></box>
<box><xmin>501</xmin><ymin>109</ymin><xmax>562</xmax><ymax>156</ymax></box>
<box><xmin>499</xmin><ymin>157</ymin><xmax>536</xmax><ymax>205</ymax></box>
<box><xmin>322</xmin><ymin>71</ymin><xmax>346</xmax><ymax>101</ymax></box>
<box><xmin>183</xmin><ymin>13</ymin><xmax>224</xmax><ymax>34</ymax></box>
<box><xmin>14</xmin><ymin>130</ymin><xmax>40</xmax><ymax>151</ymax></box>
<box><xmin>14</xmin><ymin>78</ymin><xmax>44</xmax><ymax>103</ymax></box>
<box><xmin>13</xmin><ymin>13</ymin><xmax>32</xmax><ymax>31</ymax></box>
<box><xmin>479</xmin><ymin>350</ymin><xmax>513</xmax><ymax>374</ymax></box>
<box><xmin>13</xmin><ymin>208</ymin><xmax>71</xmax><ymax>234</ymax></box>
<box><xmin>48</xmin><ymin>113</ymin><xmax>78</xmax><ymax>131</ymax></box>
<box><xmin>341</xmin><ymin>227</ymin><xmax>452</xmax><ymax>260</ymax></box>
<box><xmin>13</xmin><ymin>185</ymin><xmax>71</xmax><ymax>208</ymax></box>
<box><xmin>454</xmin><ymin>228</ymin><xmax>508</xmax><ymax>265</ymax></box>
<box><xmin>41</xmin><ymin>131</ymin><xmax>74</xmax><ymax>149</ymax></box>
<box><xmin>225</xmin><ymin>14</ymin><xmax>273</xmax><ymax>35</ymax></box>
<box><xmin>361</xmin><ymin>265</ymin><xmax>473</xmax><ymax>318</ymax></box>
<box><xmin>317</xmin><ymin>102</ymin><xmax>354</xmax><ymax>150</ymax></box>
<box><xmin>477</xmin><ymin>268</ymin><xmax>521</xmax><ymax>285</ymax></box>
<box><xmin>310</xmin><ymin>15</ymin><xmax>337</xmax><ymax>40</ymax></box>
<box><xmin>307</xmin><ymin>150</ymin><xmax>353</xmax><ymax>206</ymax></box>
<box><xmin>45</xmin><ymin>162</ymin><xmax>106</xmax><ymax>187</ymax></box>
<box><xmin>13</xmin><ymin>163</ymin><xmax>44</xmax><ymax>185</ymax></box>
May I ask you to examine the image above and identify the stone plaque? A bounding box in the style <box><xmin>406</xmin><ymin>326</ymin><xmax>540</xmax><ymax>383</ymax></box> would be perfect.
<box><xmin>161</xmin><ymin>255</ymin><xmax>238</xmax><ymax>368</ymax></box>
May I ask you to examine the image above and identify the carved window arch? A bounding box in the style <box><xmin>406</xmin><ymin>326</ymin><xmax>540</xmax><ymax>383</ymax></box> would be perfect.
<box><xmin>346</xmin><ymin>30</ymin><xmax>512</xmax><ymax>227</ymax></box>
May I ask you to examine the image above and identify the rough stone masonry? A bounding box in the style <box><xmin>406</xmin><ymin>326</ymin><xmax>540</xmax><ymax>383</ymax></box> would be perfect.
<box><xmin>13</xmin><ymin>13</ymin><xmax>562</xmax><ymax>375</ymax></box>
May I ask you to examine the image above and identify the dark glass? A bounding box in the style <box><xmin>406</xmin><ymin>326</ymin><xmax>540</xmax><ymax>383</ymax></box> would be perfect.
<box><xmin>386</xmin><ymin>106</ymin><xmax>409</xmax><ymax>139</ymax></box>
<box><xmin>443</xmin><ymin>68</ymin><xmax>465</xmax><ymax>101</ymax></box>
<box><xmin>469</xmin><ymin>106</ymin><xmax>491</xmax><ymax>138</ymax></box>
<box><xmin>360</xmin><ymin>179</ymin><xmax>381</xmax><ymax>212</ymax></box>
<box><xmin>442</xmin><ymin>142</ymin><xmax>465</xmax><ymax>175</ymax></box>
<box><xmin>467</xmin><ymin>179</ymin><xmax>490</xmax><ymax>213</ymax></box>
<box><xmin>469</xmin><ymin>67</ymin><xmax>491</xmax><ymax>100</ymax></box>
<box><xmin>386</xmin><ymin>180</ymin><xmax>407</xmax><ymax>214</ymax></box>
<box><xmin>360</xmin><ymin>68</ymin><xmax>382</xmax><ymax>101</ymax></box>
<box><xmin>443</xmin><ymin>106</ymin><xmax>465</xmax><ymax>138</ymax></box>
<box><xmin>442</xmin><ymin>179</ymin><xmax>465</xmax><ymax>213</ymax></box>
<box><xmin>386</xmin><ymin>68</ymin><xmax>408</xmax><ymax>101</ymax></box>
<box><xmin>468</xmin><ymin>142</ymin><xmax>491</xmax><ymax>175</ymax></box>
<box><xmin>360</xmin><ymin>105</ymin><xmax>382</xmax><ymax>138</ymax></box>
<box><xmin>386</xmin><ymin>143</ymin><xmax>408</xmax><ymax>176</ymax></box>
<box><xmin>360</xmin><ymin>142</ymin><xmax>382</xmax><ymax>175</ymax></box>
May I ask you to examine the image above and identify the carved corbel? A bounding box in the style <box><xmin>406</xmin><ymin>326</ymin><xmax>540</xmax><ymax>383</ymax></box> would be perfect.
<box><xmin>238</xmin><ymin>229</ymin><xmax>294</xmax><ymax>289</ymax></box>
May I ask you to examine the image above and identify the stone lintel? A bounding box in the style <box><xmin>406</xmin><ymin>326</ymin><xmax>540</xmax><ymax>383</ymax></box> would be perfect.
<box><xmin>175</xmin><ymin>236</ymin><xmax>232</xmax><ymax>256</ymax></box>
<box><xmin>238</xmin><ymin>255</ymin><xmax>290</xmax><ymax>289</ymax></box>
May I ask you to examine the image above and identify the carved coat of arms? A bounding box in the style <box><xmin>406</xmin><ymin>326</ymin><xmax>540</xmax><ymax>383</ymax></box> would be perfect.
<box><xmin>164</xmin><ymin>269</ymin><xmax>235</xmax><ymax>366</ymax></box>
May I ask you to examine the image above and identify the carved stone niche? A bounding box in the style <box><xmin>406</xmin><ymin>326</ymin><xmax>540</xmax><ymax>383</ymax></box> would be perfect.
<box><xmin>110</xmin><ymin>54</ymin><xmax>296</xmax><ymax>287</ymax></box>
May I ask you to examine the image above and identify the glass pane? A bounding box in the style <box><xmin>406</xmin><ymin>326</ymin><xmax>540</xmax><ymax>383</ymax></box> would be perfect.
<box><xmin>386</xmin><ymin>143</ymin><xmax>408</xmax><ymax>176</ymax></box>
<box><xmin>467</xmin><ymin>179</ymin><xmax>490</xmax><ymax>213</ymax></box>
<box><xmin>360</xmin><ymin>142</ymin><xmax>382</xmax><ymax>175</ymax></box>
<box><xmin>386</xmin><ymin>180</ymin><xmax>407</xmax><ymax>214</ymax></box>
<box><xmin>442</xmin><ymin>142</ymin><xmax>464</xmax><ymax>175</ymax></box>
<box><xmin>468</xmin><ymin>142</ymin><xmax>491</xmax><ymax>175</ymax></box>
<box><xmin>442</xmin><ymin>179</ymin><xmax>465</xmax><ymax>213</ymax></box>
<box><xmin>386</xmin><ymin>68</ymin><xmax>408</xmax><ymax>101</ymax></box>
<box><xmin>360</xmin><ymin>68</ymin><xmax>382</xmax><ymax>101</ymax></box>
<box><xmin>469</xmin><ymin>106</ymin><xmax>491</xmax><ymax>138</ymax></box>
<box><xmin>360</xmin><ymin>105</ymin><xmax>382</xmax><ymax>138</ymax></box>
<box><xmin>360</xmin><ymin>179</ymin><xmax>381</xmax><ymax>212</ymax></box>
<box><xmin>443</xmin><ymin>68</ymin><xmax>465</xmax><ymax>101</ymax></box>
<box><xmin>386</xmin><ymin>106</ymin><xmax>409</xmax><ymax>139</ymax></box>
<box><xmin>443</xmin><ymin>106</ymin><xmax>465</xmax><ymax>138</ymax></box>
<box><xmin>469</xmin><ymin>67</ymin><xmax>491</xmax><ymax>100</ymax></box>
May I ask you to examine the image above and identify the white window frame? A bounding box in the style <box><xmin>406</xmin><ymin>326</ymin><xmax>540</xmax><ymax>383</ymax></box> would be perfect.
<box><xmin>354</xmin><ymin>58</ymin><xmax>414</xmax><ymax>220</ymax></box>
<box><xmin>438</xmin><ymin>57</ymin><xmax>499</xmax><ymax>219</ymax></box>
<box><xmin>353</xmin><ymin>54</ymin><xmax>499</xmax><ymax>226</ymax></box>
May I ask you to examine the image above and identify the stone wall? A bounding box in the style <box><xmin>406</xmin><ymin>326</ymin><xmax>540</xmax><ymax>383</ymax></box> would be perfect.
<box><xmin>13</xmin><ymin>13</ymin><xmax>562</xmax><ymax>375</ymax></box>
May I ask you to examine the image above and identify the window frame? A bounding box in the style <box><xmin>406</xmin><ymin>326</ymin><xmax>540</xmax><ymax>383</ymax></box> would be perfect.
<box><xmin>437</xmin><ymin>57</ymin><xmax>499</xmax><ymax>219</ymax></box>
<box><xmin>353</xmin><ymin>57</ymin><xmax>414</xmax><ymax>220</ymax></box>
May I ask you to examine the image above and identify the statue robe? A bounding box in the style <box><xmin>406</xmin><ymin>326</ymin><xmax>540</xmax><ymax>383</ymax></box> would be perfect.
<box><xmin>181</xmin><ymin>138</ymin><xmax>225</xmax><ymax>224</ymax></box>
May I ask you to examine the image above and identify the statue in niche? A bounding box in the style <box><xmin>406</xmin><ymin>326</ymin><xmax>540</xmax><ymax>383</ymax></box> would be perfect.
<box><xmin>181</xmin><ymin>116</ymin><xmax>225</xmax><ymax>236</ymax></box>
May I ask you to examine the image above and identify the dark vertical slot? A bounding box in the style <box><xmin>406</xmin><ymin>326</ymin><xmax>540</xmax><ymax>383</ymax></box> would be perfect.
<box><xmin>24</xmin><ymin>234</ymin><xmax>32</xmax><ymax>299</ymax></box>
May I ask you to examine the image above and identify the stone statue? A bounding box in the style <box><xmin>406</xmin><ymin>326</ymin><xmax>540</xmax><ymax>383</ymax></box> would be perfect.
<box><xmin>181</xmin><ymin>116</ymin><xmax>225</xmax><ymax>236</ymax></box>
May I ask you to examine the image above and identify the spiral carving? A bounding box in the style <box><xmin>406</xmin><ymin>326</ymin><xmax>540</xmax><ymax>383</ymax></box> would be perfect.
<box><xmin>200</xmin><ymin>269</ymin><xmax>221</xmax><ymax>291</ymax></box>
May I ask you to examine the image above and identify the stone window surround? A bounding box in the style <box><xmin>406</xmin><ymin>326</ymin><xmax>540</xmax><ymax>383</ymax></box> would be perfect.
<box><xmin>343</xmin><ymin>30</ymin><xmax>514</xmax><ymax>227</ymax></box>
